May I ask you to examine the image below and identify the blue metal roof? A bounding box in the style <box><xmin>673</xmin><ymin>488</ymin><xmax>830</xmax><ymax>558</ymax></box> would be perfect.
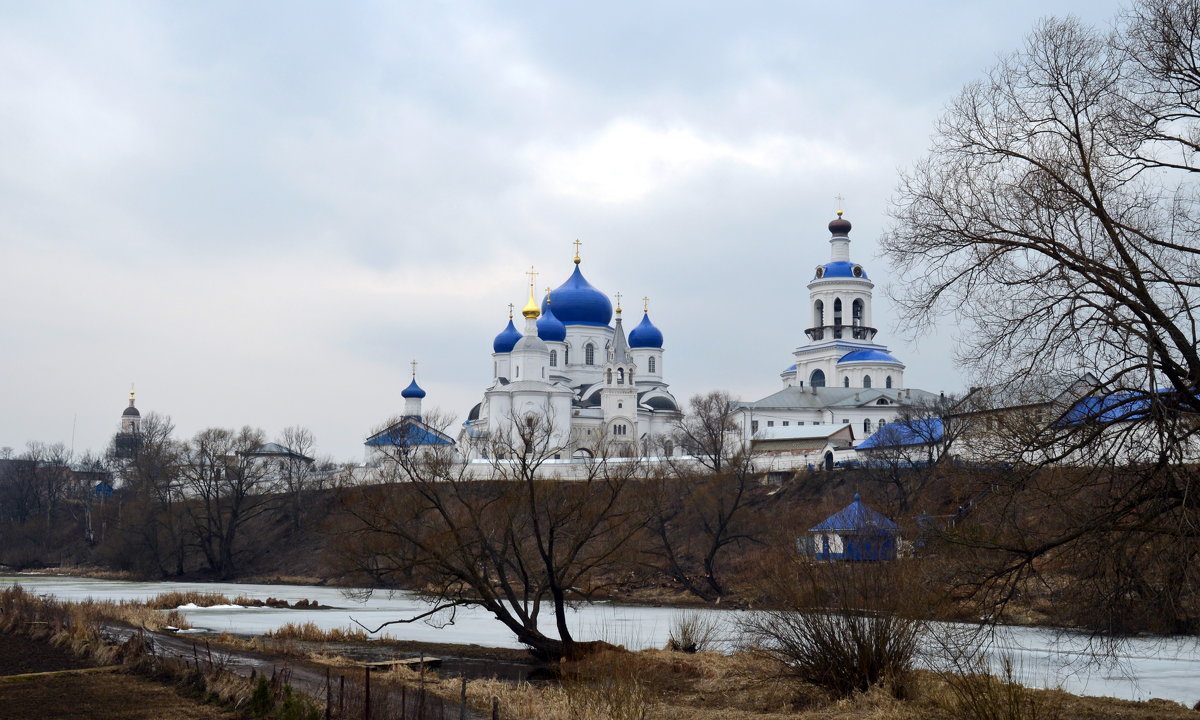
<box><xmin>857</xmin><ymin>417</ymin><xmax>943</xmax><ymax>450</ymax></box>
<box><xmin>364</xmin><ymin>418</ymin><xmax>453</xmax><ymax>447</ymax></box>
<box><xmin>816</xmin><ymin>261</ymin><xmax>869</xmax><ymax>280</ymax></box>
<box><xmin>543</xmin><ymin>264</ymin><xmax>612</xmax><ymax>326</ymax></box>
<box><xmin>782</xmin><ymin>363</ymin><xmax>797</xmax><ymax>374</ymax></box>
<box><xmin>838</xmin><ymin>349</ymin><xmax>903</xmax><ymax>365</ymax></box>
<box><xmin>1058</xmin><ymin>392</ymin><xmax>1155</xmax><ymax>426</ymax></box>
<box><xmin>628</xmin><ymin>312</ymin><xmax>664</xmax><ymax>349</ymax></box>
<box><xmin>809</xmin><ymin>493</ymin><xmax>897</xmax><ymax>534</ymax></box>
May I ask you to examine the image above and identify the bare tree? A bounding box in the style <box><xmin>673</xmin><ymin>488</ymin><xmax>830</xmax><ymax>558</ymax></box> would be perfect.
<box><xmin>110</xmin><ymin>413</ymin><xmax>189</xmax><ymax>576</ymax></box>
<box><xmin>180</xmin><ymin>426</ymin><xmax>278</xmax><ymax>579</ymax></box>
<box><xmin>673</xmin><ymin>391</ymin><xmax>742</xmax><ymax>474</ymax></box>
<box><xmin>276</xmin><ymin>426</ymin><xmax>319</xmax><ymax>534</ymax></box>
<box><xmin>883</xmin><ymin>1</ymin><xmax>1200</xmax><ymax>632</ymax></box>
<box><xmin>646</xmin><ymin>414</ymin><xmax>765</xmax><ymax>602</ymax></box>
<box><xmin>337</xmin><ymin>408</ymin><xmax>643</xmax><ymax>660</ymax></box>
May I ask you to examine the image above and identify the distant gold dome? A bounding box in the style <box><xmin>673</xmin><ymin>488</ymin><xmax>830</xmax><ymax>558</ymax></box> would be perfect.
<box><xmin>521</xmin><ymin>287</ymin><xmax>541</xmax><ymax>319</ymax></box>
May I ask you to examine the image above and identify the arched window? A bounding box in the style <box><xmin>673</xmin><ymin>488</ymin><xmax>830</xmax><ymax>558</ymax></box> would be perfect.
<box><xmin>885</xmin><ymin>375</ymin><xmax>892</xmax><ymax>389</ymax></box>
<box><xmin>843</xmin><ymin>376</ymin><xmax>850</xmax><ymax>387</ymax></box>
<box><xmin>852</xmin><ymin>299</ymin><xmax>864</xmax><ymax>326</ymax></box>
<box><xmin>810</xmin><ymin>369</ymin><xmax>826</xmax><ymax>387</ymax></box>
<box><xmin>515</xmin><ymin>365</ymin><xmax>520</xmax><ymax>378</ymax></box>
<box><xmin>864</xmin><ymin>418</ymin><xmax>872</xmax><ymax>434</ymax></box>
<box><xmin>648</xmin><ymin>356</ymin><xmax>656</xmax><ymax>373</ymax></box>
<box><xmin>606</xmin><ymin>368</ymin><xmax>613</xmax><ymax>384</ymax></box>
<box><xmin>564</xmin><ymin>346</ymin><xmax>569</xmax><ymax>365</ymax></box>
<box><xmin>549</xmin><ymin>350</ymin><xmax>557</xmax><ymax>367</ymax></box>
<box><xmin>617</xmin><ymin>368</ymin><xmax>625</xmax><ymax>385</ymax></box>
<box><xmin>833</xmin><ymin>298</ymin><xmax>843</xmax><ymax>326</ymax></box>
<box><xmin>863</xmin><ymin>375</ymin><xmax>872</xmax><ymax>389</ymax></box>
<box><xmin>585</xmin><ymin>343</ymin><xmax>595</xmax><ymax>365</ymax></box>
<box><xmin>814</xmin><ymin>300</ymin><xmax>824</xmax><ymax>327</ymax></box>
<box><xmin>879</xmin><ymin>418</ymin><xmax>886</xmax><ymax>428</ymax></box>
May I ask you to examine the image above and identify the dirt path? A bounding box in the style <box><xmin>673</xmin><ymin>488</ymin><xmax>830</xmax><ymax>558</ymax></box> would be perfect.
<box><xmin>103</xmin><ymin>624</ymin><xmax>490</xmax><ymax>720</ymax></box>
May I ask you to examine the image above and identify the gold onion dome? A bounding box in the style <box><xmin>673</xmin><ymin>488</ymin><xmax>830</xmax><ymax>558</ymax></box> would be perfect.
<box><xmin>521</xmin><ymin>286</ymin><xmax>541</xmax><ymax>319</ymax></box>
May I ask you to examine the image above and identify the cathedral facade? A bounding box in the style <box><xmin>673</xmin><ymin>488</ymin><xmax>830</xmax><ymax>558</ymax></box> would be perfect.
<box><xmin>459</xmin><ymin>250</ymin><xmax>681</xmax><ymax>458</ymax></box>
<box><xmin>735</xmin><ymin>213</ymin><xmax>938</xmax><ymax>442</ymax></box>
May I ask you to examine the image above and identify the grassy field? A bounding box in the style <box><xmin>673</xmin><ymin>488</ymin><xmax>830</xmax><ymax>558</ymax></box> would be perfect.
<box><xmin>0</xmin><ymin>634</ymin><xmax>238</xmax><ymax>720</ymax></box>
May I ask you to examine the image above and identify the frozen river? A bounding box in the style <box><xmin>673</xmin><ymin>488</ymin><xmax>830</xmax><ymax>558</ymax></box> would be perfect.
<box><xmin>3</xmin><ymin>574</ymin><xmax>1198</xmax><ymax>706</ymax></box>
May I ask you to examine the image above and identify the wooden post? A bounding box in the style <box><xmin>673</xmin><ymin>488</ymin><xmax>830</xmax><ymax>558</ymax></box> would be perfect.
<box><xmin>325</xmin><ymin>667</ymin><xmax>331</xmax><ymax>720</ymax></box>
<box><xmin>459</xmin><ymin>676</ymin><xmax>467</xmax><ymax>720</ymax></box>
<box><xmin>339</xmin><ymin>675</ymin><xmax>345</xmax><ymax>717</ymax></box>
<box><xmin>418</xmin><ymin>659</ymin><xmax>426</xmax><ymax>717</ymax></box>
<box><xmin>400</xmin><ymin>685</ymin><xmax>406</xmax><ymax>720</ymax></box>
<box><xmin>491</xmin><ymin>696</ymin><xmax>499</xmax><ymax>720</ymax></box>
<box><xmin>363</xmin><ymin>665</ymin><xmax>371</xmax><ymax>720</ymax></box>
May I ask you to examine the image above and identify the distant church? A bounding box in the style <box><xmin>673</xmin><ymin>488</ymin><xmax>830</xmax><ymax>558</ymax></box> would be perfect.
<box><xmin>459</xmin><ymin>245</ymin><xmax>681</xmax><ymax>458</ymax></box>
<box><xmin>735</xmin><ymin>213</ymin><xmax>938</xmax><ymax>441</ymax></box>
<box><xmin>113</xmin><ymin>388</ymin><xmax>142</xmax><ymax>459</ymax></box>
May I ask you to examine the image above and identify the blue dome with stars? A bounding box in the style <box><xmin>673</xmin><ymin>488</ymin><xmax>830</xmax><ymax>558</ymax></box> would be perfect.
<box><xmin>401</xmin><ymin>378</ymin><xmax>426</xmax><ymax>399</ymax></box>
<box><xmin>628</xmin><ymin>312</ymin><xmax>664</xmax><ymax>349</ymax></box>
<box><xmin>493</xmin><ymin>318</ymin><xmax>522</xmax><ymax>353</ymax></box>
<box><xmin>543</xmin><ymin>264</ymin><xmax>612</xmax><ymax>327</ymax></box>
<box><xmin>537</xmin><ymin>302</ymin><xmax>567</xmax><ymax>342</ymax></box>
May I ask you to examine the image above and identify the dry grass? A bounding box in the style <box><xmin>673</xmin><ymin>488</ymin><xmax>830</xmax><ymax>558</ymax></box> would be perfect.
<box><xmin>266</xmin><ymin>621</ymin><xmax>367</xmax><ymax>642</ymax></box>
<box><xmin>145</xmin><ymin>590</ymin><xmax>235</xmax><ymax>609</ymax></box>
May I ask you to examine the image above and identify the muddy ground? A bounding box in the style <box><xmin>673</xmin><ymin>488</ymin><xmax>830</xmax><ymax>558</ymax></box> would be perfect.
<box><xmin>0</xmin><ymin>635</ymin><xmax>238</xmax><ymax>720</ymax></box>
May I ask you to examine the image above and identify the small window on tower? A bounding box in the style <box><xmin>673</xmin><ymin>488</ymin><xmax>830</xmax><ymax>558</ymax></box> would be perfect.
<box><xmin>885</xmin><ymin>375</ymin><xmax>893</xmax><ymax>389</ymax></box>
<box><xmin>843</xmin><ymin>377</ymin><xmax>850</xmax><ymax>387</ymax></box>
<box><xmin>648</xmin><ymin>357</ymin><xmax>656</xmax><ymax>373</ymax></box>
<box><xmin>550</xmin><ymin>350</ymin><xmax>557</xmax><ymax>367</ymax></box>
<box><xmin>586</xmin><ymin>343</ymin><xmax>595</xmax><ymax>365</ymax></box>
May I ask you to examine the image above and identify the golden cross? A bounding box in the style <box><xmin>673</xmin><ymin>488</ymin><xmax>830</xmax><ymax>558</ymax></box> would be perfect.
<box><xmin>614</xmin><ymin>291</ymin><xmax>622</xmax><ymax>312</ymax></box>
<box><xmin>545</xmin><ymin>286</ymin><xmax>552</xmax><ymax>300</ymax></box>
<box><xmin>526</xmin><ymin>265</ymin><xmax>538</xmax><ymax>290</ymax></box>
<box><xmin>507</xmin><ymin>303</ymin><xmax>514</xmax><ymax>318</ymax></box>
<box><xmin>834</xmin><ymin>193</ymin><xmax>845</xmax><ymax>213</ymax></box>
<box><xmin>410</xmin><ymin>359</ymin><xmax>418</xmax><ymax>377</ymax></box>
<box><xmin>642</xmin><ymin>296</ymin><xmax>650</xmax><ymax>313</ymax></box>
<box><xmin>572</xmin><ymin>239</ymin><xmax>582</xmax><ymax>261</ymax></box>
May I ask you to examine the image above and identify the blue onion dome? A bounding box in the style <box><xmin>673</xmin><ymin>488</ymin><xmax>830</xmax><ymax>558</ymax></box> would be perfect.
<box><xmin>628</xmin><ymin>312</ymin><xmax>664</xmax><ymax>348</ymax></box>
<box><xmin>537</xmin><ymin>302</ymin><xmax>567</xmax><ymax>342</ymax></box>
<box><xmin>543</xmin><ymin>264</ymin><xmax>612</xmax><ymax>326</ymax></box>
<box><xmin>493</xmin><ymin>317</ymin><xmax>522</xmax><ymax>353</ymax></box>
<box><xmin>838</xmin><ymin>349</ymin><xmax>904</xmax><ymax>365</ymax></box>
<box><xmin>401</xmin><ymin>377</ymin><xmax>426</xmax><ymax>399</ymax></box>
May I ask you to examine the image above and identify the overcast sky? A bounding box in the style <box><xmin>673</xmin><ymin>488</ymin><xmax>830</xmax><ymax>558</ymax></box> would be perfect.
<box><xmin>1</xmin><ymin>0</ymin><xmax>1128</xmax><ymax>461</ymax></box>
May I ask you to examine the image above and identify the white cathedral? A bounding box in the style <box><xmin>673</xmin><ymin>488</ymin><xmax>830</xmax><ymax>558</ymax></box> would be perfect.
<box><xmin>735</xmin><ymin>212</ymin><xmax>938</xmax><ymax>441</ymax></box>
<box><xmin>458</xmin><ymin>248</ymin><xmax>682</xmax><ymax>458</ymax></box>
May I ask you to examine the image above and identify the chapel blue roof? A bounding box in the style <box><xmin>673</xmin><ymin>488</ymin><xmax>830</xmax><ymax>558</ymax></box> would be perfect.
<box><xmin>401</xmin><ymin>378</ymin><xmax>426</xmax><ymax>399</ymax></box>
<box><xmin>543</xmin><ymin>265</ymin><xmax>612</xmax><ymax>326</ymax></box>
<box><xmin>1057</xmin><ymin>392</ymin><xmax>1155</xmax><ymax>426</ymax></box>
<box><xmin>628</xmin><ymin>312</ymin><xmax>664</xmax><ymax>348</ymax></box>
<box><xmin>782</xmin><ymin>364</ymin><xmax>797</xmax><ymax>374</ymax></box>
<box><xmin>493</xmin><ymin>318</ymin><xmax>522</xmax><ymax>353</ymax></box>
<box><xmin>857</xmin><ymin>418</ymin><xmax>944</xmax><ymax>450</ymax></box>
<box><xmin>838</xmin><ymin>349</ymin><xmax>903</xmax><ymax>365</ymax></box>
<box><xmin>809</xmin><ymin>493</ymin><xmax>897</xmax><ymax>535</ymax></box>
<box><xmin>815</xmin><ymin>261</ymin><xmax>869</xmax><ymax>280</ymax></box>
<box><xmin>364</xmin><ymin>419</ymin><xmax>453</xmax><ymax>447</ymax></box>
<box><xmin>537</xmin><ymin>303</ymin><xmax>567</xmax><ymax>342</ymax></box>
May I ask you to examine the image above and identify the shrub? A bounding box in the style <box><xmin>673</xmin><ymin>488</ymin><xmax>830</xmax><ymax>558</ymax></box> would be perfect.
<box><xmin>738</xmin><ymin>561</ymin><xmax>925</xmax><ymax>697</ymax></box>
<box><xmin>665</xmin><ymin>611</ymin><xmax>723</xmax><ymax>653</ymax></box>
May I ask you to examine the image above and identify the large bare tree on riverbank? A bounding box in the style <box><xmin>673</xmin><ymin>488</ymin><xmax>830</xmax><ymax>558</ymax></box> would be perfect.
<box><xmin>883</xmin><ymin>0</ymin><xmax>1200</xmax><ymax>632</ymax></box>
<box><xmin>336</xmin><ymin>409</ymin><xmax>644</xmax><ymax>660</ymax></box>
